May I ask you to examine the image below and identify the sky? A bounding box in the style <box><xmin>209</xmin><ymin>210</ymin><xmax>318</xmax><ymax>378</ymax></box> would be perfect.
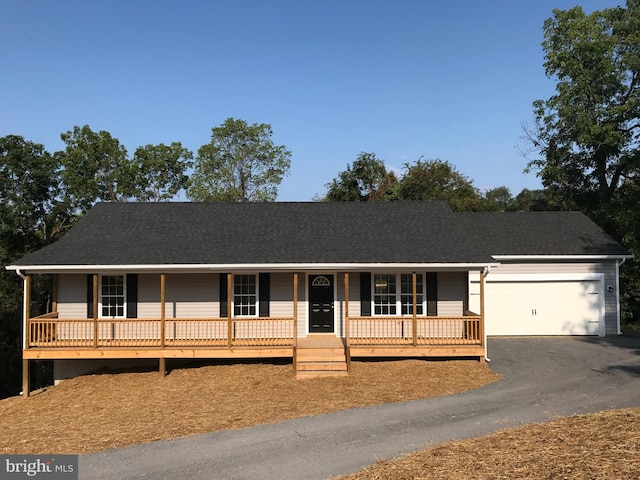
<box><xmin>0</xmin><ymin>0</ymin><xmax>625</xmax><ymax>201</ymax></box>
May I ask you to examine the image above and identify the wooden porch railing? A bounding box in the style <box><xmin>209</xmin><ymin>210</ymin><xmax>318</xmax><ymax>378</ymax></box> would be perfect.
<box><xmin>347</xmin><ymin>313</ymin><xmax>482</xmax><ymax>346</ymax></box>
<box><xmin>27</xmin><ymin>316</ymin><xmax>295</xmax><ymax>348</ymax></box>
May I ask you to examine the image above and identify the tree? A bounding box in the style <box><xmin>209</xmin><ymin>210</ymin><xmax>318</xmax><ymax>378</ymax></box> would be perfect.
<box><xmin>482</xmin><ymin>186</ymin><xmax>514</xmax><ymax>212</ymax></box>
<box><xmin>526</xmin><ymin>3</ymin><xmax>640</xmax><ymax>218</ymax></box>
<box><xmin>0</xmin><ymin>135</ymin><xmax>65</xmax><ymax>397</ymax></box>
<box><xmin>526</xmin><ymin>2</ymin><xmax>640</xmax><ymax>326</ymax></box>
<box><xmin>396</xmin><ymin>159</ymin><xmax>482</xmax><ymax>211</ymax></box>
<box><xmin>325</xmin><ymin>152</ymin><xmax>398</xmax><ymax>201</ymax></box>
<box><xmin>59</xmin><ymin>125</ymin><xmax>134</xmax><ymax>211</ymax></box>
<box><xmin>132</xmin><ymin>143</ymin><xmax>193</xmax><ymax>202</ymax></box>
<box><xmin>187</xmin><ymin>118</ymin><xmax>291</xmax><ymax>202</ymax></box>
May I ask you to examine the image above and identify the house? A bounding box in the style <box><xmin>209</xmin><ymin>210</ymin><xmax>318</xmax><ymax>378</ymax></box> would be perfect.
<box><xmin>7</xmin><ymin>201</ymin><xmax>631</xmax><ymax>396</ymax></box>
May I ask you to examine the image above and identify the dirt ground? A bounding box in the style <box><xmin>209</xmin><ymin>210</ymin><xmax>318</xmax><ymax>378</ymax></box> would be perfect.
<box><xmin>0</xmin><ymin>359</ymin><xmax>499</xmax><ymax>455</ymax></box>
<box><xmin>336</xmin><ymin>407</ymin><xmax>640</xmax><ymax>480</ymax></box>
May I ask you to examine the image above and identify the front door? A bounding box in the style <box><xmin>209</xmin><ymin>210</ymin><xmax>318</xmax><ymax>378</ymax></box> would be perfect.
<box><xmin>309</xmin><ymin>275</ymin><xmax>334</xmax><ymax>333</ymax></box>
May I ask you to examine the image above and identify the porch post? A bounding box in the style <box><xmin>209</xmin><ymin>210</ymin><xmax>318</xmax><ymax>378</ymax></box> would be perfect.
<box><xmin>93</xmin><ymin>274</ymin><xmax>98</xmax><ymax>348</ymax></box>
<box><xmin>24</xmin><ymin>274</ymin><xmax>31</xmax><ymax>350</ymax></box>
<box><xmin>480</xmin><ymin>270</ymin><xmax>486</xmax><ymax>347</ymax></box>
<box><xmin>160</xmin><ymin>274</ymin><xmax>166</xmax><ymax>349</ymax></box>
<box><xmin>293</xmin><ymin>273</ymin><xmax>298</xmax><ymax>373</ymax></box>
<box><xmin>51</xmin><ymin>274</ymin><xmax>58</xmax><ymax>313</ymax></box>
<box><xmin>344</xmin><ymin>273</ymin><xmax>351</xmax><ymax>371</ymax></box>
<box><xmin>227</xmin><ymin>273</ymin><xmax>233</xmax><ymax>348</ymax></box>
<box><xmin>22</xmin><ymin>359</ymin><xmax>29</xmax><ymax>399</ymax></box>
<box><xmin>412</xmin><ymin>272</ymin><xmax>417</xmax><ymax>347</ymax></box>
<box><xmin>293</xmin><ymin>273</ymin><xmax>298</xmax><ymax>348</ymax></box>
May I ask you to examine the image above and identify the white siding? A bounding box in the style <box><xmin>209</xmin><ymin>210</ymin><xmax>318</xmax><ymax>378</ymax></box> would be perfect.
<box><xmin>437</xmin><ymin>272</ymin><xmax>466</xmax><ymax>316</ymax></box>
<box><xmin>270</xmin><ymin>272</ymin><xmax>296</xmax><ymax>317</ymax></box>
<box><xmin>164</xmin><ymin>273</ymin><xmax>217</xmax><ymax>318</ymax></box>
<box><xmin>57</xmin><ymin>274</ymin><xmax>88</xmax><ymax>318</ymax></box>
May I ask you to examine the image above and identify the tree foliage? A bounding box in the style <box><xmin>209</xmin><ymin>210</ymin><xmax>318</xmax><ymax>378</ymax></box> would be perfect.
<box><xmin>396</xmin><ymin>159</ymin><xmax>482</xmax><ymax>211</ymax></box>
<box><xmin>325</xmin><ymin>152</ymin><xmax>398</xmax><ymax>201</ymax></box>
<box><xmin>527</xmin><ymin>3</ymin><xmax>640</xmax><ymax>215</ymax></box>
<box><xmin>60</xmin><ymin>125</ymin><xmax>133</xmax><ymax>211</ymax></box>
<box><xmin>527</xmin><ymin>1</ymin><xmax>640</xmax><ymax>326</ymax></box>
<box><xmin>188</xmin><ymin>118</ymin><xmax>291</xmax><ymax>202</ymax></box>
<box><xmin>132</xmin><ymin>143</ymin><xmax>193</xmax><ymax>202</ymax></box>
<box><xmin>0</xmin><ymin>136</ymin><xmax>66</xmax><ymax>396</ymax></box>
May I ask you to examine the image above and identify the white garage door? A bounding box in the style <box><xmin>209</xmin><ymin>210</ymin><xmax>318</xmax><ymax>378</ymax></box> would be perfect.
<box><xmin>484</xmin><ymin>279</ymin><xmax>603</xmax><ymax>336</ymax></box>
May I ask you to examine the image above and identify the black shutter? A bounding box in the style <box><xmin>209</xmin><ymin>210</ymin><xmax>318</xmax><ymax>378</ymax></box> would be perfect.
<box><xmin>426</xmin><ymin>272</ymin><xmax>438</xmax><ymax>316</ymax></box>
<box><xmin>126</xmin><ymin>274</ymin><xmax>138</xmax><ymax>318</ymax></box>
<box><xmin>259</xmin><ymin>273</ymin><xmax>270</xmax><ymax>317</ymax></box>
<box><xmin>220</xmin><ymin>273</ymin><xmax>228</xmax><ymax>317</ymax></box>
<box><xmin>360</xmin><ymin>272</ymin><xmax>371</xmax><ymax>316</ymax></box>
<box><xmin>87</xmin><ymin>274</ymin><xmax>94</xmax><ymax>318</ymax></box>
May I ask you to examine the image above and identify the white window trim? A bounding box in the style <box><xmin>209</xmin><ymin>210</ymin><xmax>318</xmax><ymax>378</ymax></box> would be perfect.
<box><xmin>232</xmin><ymin>273</ymin><xmax>260</xmax><ymax>318</ymax></box>
<box><xmin>372</xmin><ymin>272</ymin><xmax>427</xmax><ymax>316</ymax></box>
<box><xmin>98</xmin><ymin>274</ymin><xmax>127</xmax><ymax>319</ymax></box>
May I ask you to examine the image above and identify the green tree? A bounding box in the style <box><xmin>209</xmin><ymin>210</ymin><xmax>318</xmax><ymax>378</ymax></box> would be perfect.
<box><xmin>132</xmin><ymin>143</ymin><xmax>193</xmax><ymax>202</ymax></box>
<box><xmin>526</xmin><ymin>3</ymin><xmax>640</xmax><ymax>216</ymax></box>
<box><xmin>397</xmin><ymin>159</ymin><xmax>482</xmax><ymax>211</ymax></box>
<box><xmin>482</xmin><ymin>186</ymin><xmax>514</xmax><ymax>212</ymax></box>
<box><xmin>59</xmin><ymin>125</ymin><xmax>134</xmax><ymax>211</ymax></box>
<box><xmin>187</xmin><ymin>118</ymin><xmax>291</xmax><ymax>202</ymax></box>
<box><xmin>325</xmin><ymin>152</ymin><xmax>398</xmax><ymax>201</ymax></box>
<box><xmin>526</xmin><ymin>2</ymin><xmax>640</xmax><ymax>326</ymax></box>
<box><xmin>0</xmin><ymin>135</ymin><xmax>64</xmax><ymax>397</ymax></box>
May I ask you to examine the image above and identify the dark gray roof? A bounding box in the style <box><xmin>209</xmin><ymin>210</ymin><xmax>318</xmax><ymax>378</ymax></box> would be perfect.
<box><xmin>11</xmin><ymin>202</ymin><xmax>629</xmax><ymax>267</ymax></box>
<box><xmin>459</xmin><ymin>211</ymin><xmax>629</xmax><ymax>256</ymax></box>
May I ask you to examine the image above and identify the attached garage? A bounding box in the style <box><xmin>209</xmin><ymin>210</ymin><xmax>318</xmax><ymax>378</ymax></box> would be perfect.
<box><xmin>482</xmin><ymin>274</ymin><xmax>604</xmax><ymax>336</ymax></box>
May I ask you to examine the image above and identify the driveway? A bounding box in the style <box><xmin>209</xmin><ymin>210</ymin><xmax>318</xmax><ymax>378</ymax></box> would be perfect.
<box><xmin>80</xmin><ymin>337</ymin><xmax>640</xmax><ymax>480</ymax></box>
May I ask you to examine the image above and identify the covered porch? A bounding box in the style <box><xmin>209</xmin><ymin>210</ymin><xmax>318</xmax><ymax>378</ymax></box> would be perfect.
<box><xmin>19</xmin><ymin>270</ymin><xmax>487</xmax><ymax>396</ymax></box>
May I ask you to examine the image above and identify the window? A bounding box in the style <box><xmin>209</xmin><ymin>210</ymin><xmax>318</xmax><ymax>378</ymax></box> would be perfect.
<box><xmin>374</xmin><ymin>274</ymin><xmax>396</xmax><ymax>315</ymax></box>
<box><xmin>373</xmin><ymin>273</ymin><xmax>425</xmax><ymax>316</ymax></box>
<box><xmin>100</xmin><ymin>275</ymin><xmax>125</xmax><ymax>318</ymax></box>
<box><xmin>234</xmin><ymin>274</ymin><xmax>257</xmax><ymax>316</ymax></box>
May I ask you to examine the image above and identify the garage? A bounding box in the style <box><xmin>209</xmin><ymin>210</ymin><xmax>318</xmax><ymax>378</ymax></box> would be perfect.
<box><xmin>482</xmin><ymin>275</ymin><xmax>604</xmax><ymax>336</ymax></box>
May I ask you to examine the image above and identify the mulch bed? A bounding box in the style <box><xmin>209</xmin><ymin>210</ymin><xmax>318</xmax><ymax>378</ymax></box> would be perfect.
<box><xmin>0</xmin><ymin>359</ymin><xmax>499</xmax><ymax>454</ymax></box>
<box><xmin>336</xmin><ymin>408</ymin><xmax>640</xmax><ymax>480</ymax></box>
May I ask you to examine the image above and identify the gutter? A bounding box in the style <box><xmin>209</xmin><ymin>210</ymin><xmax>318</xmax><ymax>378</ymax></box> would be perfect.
<box><xmin>483</xmin><ymin>266</ymin><xmax>491</xmax><ymax>363</ymax></box>
<box><xmin>617</xmin><ymin>258</ymin><xmax>627</xmax><ymax>335</ymax></box>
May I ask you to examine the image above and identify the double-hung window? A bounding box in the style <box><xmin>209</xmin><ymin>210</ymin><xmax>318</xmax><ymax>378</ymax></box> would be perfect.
<box><xmin>233</xmin><ymin>274</ymin><xmax>257</xmax><ymax>316</ymax></box>
<box><xmin>100</xmin><ymin>275</ymin><xmax>125</xmax><ymax>318</ymax></box>
<box><xmin>373</xmin><ymin>273</ymin><xmax>424</xmax><ymax>316</ymax></box>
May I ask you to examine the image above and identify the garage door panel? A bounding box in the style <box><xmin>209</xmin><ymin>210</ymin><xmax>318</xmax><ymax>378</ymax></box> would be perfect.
<box><xmin>484</xmin><ymin>280</ymin><xmax>601</xmax><ymax>336</ymax></box>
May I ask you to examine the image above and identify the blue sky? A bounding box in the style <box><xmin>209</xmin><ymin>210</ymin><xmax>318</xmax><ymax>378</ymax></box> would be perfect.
<box><xmin>1</xmin><ymin>0</ymin><xmax>624</xmax><ymax>201</ymax></box>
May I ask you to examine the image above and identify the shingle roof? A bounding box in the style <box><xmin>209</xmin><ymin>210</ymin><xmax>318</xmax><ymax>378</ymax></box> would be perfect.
<box><xmin>11</xmin><ymin>202</ymin><xmax>629</xmax><ymax>267</ymax></box>
<box><xmin>459</xmin><ymin>211</ymin><xmax>629</xmax><ymax>256</ymax></box>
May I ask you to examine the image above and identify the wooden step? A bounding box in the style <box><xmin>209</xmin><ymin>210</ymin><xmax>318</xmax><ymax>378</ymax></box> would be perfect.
<box><xmin>296</xmin><ymin>346</ymin><xmax>348</xmax><ymax>378</ymax></box>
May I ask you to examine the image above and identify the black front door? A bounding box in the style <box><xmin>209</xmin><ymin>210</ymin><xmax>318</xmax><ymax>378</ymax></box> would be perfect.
<box><xmin>309</xmin><ymin>275</ymin><xmax>334</xmax><ymax>333</ymax></box>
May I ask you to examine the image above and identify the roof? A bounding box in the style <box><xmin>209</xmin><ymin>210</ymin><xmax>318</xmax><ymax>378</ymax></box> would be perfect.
<box><xmin>459</xmin><ymin>211</ymin><xmax>630</xmax><ymax>257</ymax></box>
<box><xmin>9</xmin><ymin>202</ymin><xmax>630</xmax><ymax>270</ymax></box>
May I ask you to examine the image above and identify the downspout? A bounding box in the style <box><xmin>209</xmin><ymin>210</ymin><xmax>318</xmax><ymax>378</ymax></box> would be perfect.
<box><xmin>616</xmin><ymin>258</ymin><xmax>626</xmax><ymax>335</ymax></box>
<box><xmin>483</xmin><ymin>266</ymin><xmax>491</xmax><ymax>363</ymax></box>
<box><xmin>16</xmin><ymin>269</ymin><xmax>27</xmax><ymax>351</ymax></box>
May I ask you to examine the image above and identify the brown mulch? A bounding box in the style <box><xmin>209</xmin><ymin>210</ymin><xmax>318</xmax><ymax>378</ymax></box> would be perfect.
<box><xmin>0</xmin><ymin>359</ymin><xmax>500</xmax><ymax>455</ymax></box>
<box><xmin>336</xmin><ymin>408</ymin><xmax>640</xmax><ymax>480</ymax></box>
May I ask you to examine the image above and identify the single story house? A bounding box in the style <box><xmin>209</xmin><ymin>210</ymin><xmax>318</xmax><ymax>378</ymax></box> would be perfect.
<box><xmin>7</xmin><ymin>201</ymin><xmax>631</xmax><ymax>395</ymax></box>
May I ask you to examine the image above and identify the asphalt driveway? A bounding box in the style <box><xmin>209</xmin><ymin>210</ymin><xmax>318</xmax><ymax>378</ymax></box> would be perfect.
<box><xmin>80</xmin><ymin>336</ymin><xmax>640</xmax><ymax>480</ymax></box>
